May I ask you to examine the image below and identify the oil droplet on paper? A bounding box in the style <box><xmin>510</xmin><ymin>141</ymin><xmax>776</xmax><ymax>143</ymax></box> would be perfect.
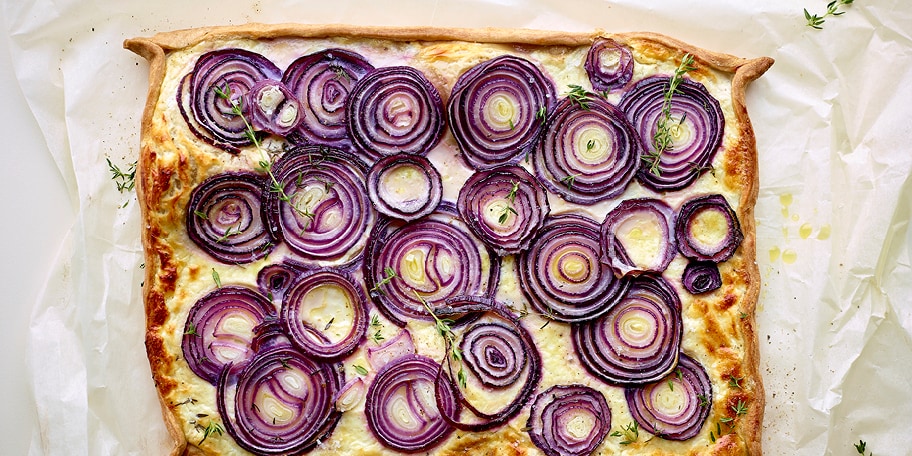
<box><xmin>769</xmin><ymin>246</ymin><xmax>781</xmax><ymax>262</ymax></box>
<box><xmin>780</xmin><ymin>193</ymin><xmax>792</xmax><ymax>218</ymax></box>
<box><xmin>817</xmin><ymin>224</ymin><xmax>831</xmax><ymax>240</ymax></box>
<box><xmin>791</xmin><ymin>214</ymin><xmax>799</xmax><ymax>222</ymax></box>
<box><xmin>799</xmin><ymin>223</ymin><xmax>813</xmax><ymax>239</ymax></box>
<box><xmin>782</xmin><ymin>249</ymin><xmax>797</xmax><ymax>264</ymax></box>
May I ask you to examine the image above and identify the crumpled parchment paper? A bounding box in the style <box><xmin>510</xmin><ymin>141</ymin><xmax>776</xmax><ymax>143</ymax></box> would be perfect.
<box><xmin>3</xmin><ymin>0</ymin><xmax>910</xmax><ymax>454</ymax></box>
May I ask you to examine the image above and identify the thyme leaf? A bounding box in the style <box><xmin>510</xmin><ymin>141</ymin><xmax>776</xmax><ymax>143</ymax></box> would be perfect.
<box><xmin>198</xmin><ymin>420</ymin><xmax>223</xmax><ymax>445</ymax></box>
<box><xmin>566</xmin><ymin>84</ymin><xmax>592</xmax><ymax>110</ymax></box>
<box><xmin>107</xmin><ymin>158</ymin><xmax>137</xmax><ymax>193</ymax></box>
<box><xmin>804</xmin><ymin>0</ymin><xmax>855</xmax><ymax>29</ymax></box>
<box><xmin>644</xmin><ymin>54</ymin><xmax>696</xmax><ymax>176</ymax></box>
<box><xmin>610</xmin><ymin>421</ymin><xmax>639</xmax><ymax>445</ymax></box>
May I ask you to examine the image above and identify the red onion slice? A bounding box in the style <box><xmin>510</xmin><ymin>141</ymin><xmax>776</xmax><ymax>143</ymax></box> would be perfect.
<box><xmin>267</xmin><ymin>146</ymin><xmax>375</xmax><ymax>265</ymax></box>
<box><xmin>619</xmin><ymin>76</ymin><xmax>724</xmax><ymax>191</ymax></box>
<box><xmin>585</xmin><ymin>37</ymin><xmax>634</xmax><ymax>93</ymax></box>
<box><xmin>535</xmin><ymin>96</ymin><xmax>641</xmax><ymax>205</ymax></box>
<box><xmin>182</xmin><ymin>286</ymin><xmax>276</xmax><ymax>385</ymax></box>
<box><xmin>242</xmin><ymin>79</ymin><xmax>304</xmax><ymax>136</ymax></box>
<box><xmin>217</xmin><ymin>344</ymin><xmax>343</xmax><ymax>454</ymax></box>
<box><xmin>280</xmin><ymin>268</ymin><xmax>368</xmax><ymax>360</ymax></box>
<box><xmin>682</xmin><ymin>260</ymin><xmax>723</xmax><ymax>294</ymax></box>
<box><xmin>448</xmin><ymin>55</ymin><xmax>555</xmax><ymax>169</ymax></box>
<box><xmin>518</xmin><ymin>214</ymin><xmax>629</xmax><ymax>322</ymax></box>
<box><xmin>283</xmin><ymin>49</ymin><xmax>375</xmax><ymax>149</ymax></box>
<box><xmin>185</xmin><ymin>49</ymin><xmax>282</xmax><ymax>149</ymax></box>
<box><xmin>625</xmin><ymin>354</ymin><xmax>712</xmax><ymax>440</ymax></box>
<box><xmin>347</xmin><ymin>66</ymin><xmax>446</xmax><ymax>162</ymax></box>
<box><xmin>676</xmin><ymin>194</ymin><xmax>743</xmax><ymax>262</ymax></box>
<box><xmin>572</xmin><ymin>275</ymin><xmax>683</xmax><ymax>385</ymax></box>
<box><xmin>256</xmin><ymin>259</ymin><xmax>313</xmax><ymax>303</ymax></box>
<box><xmin>526</xmin><ymin>384</ymin><xmax>612</xmax><ymax>456</ymax></box>
<box><xmin>365</xmin><ymin>354</ymin><xmax>458</xmax><ymax>453</ymax></box>
<box><xmin>367</xmin><ymin>330</ymin><xmax>416</xmax><ymax>371</ymax></box>
<box><xmin>367</xmin><ymin>154</ymin><xmax>442</xmax><ymax>221</ymax></box>
<box><xmin>457</xmin><ymin>165</ymin><xmax>550</xmax><ymax>255</ymax></box>
<box><xmin>364</xmin><ymin>203</ymin><xmax>499</xmax><ymax>326</ymax></box>
<box><xmin>186</xmin><ymin>171</ymin><xmax>275</xmax><ymax>264</ymax></box>
<box><xmin>600</xmin><ymin>198</ymin><xmax>677</xmax><ymax>276</ymax></box>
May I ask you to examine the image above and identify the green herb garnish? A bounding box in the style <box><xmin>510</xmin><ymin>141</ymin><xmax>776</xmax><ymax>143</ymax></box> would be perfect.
<box><xmin>610</xmin><ymin>421</ymin><xmax>639</xmax><ymax>445</ymax></box>
<box><xmin>198</xmin><ymin>420</ymin><xmax>223</xmax><ymax>445</ymax></box>
<box><xmin>804</xmin><ymin>0</ymin><xmax>854</xmax><ymax>29</ymax></box>
<box><xmin>371</xmin><ymin>267</ymin><xmax>398</xmax><ymax>295</ymax></box>
<box><xmin>414</xmin><ymin>290</ymin><xmax>467</xmax><ymax>389</ymax></box>
<box><xmin>732</xmin><ymin>399</ymin><xmax>748</xmax><ymax>416</ymax></box>
<box><xmin>566</xmin><ymin>84</ymin><xmax>592</xmax><ymax>110</ymax></box>
<box><xmin>211</xmin><ymin>268</ymin><xmax>221</xmax><ymax>288</ymax></box>
<box><xmin>353</xmin><ymin>364</ymin><xmax>368</xmax><ymax>376</ymax></box>
<box><xmin>107</xmin><ymin>158</ymin><xmax>137</xmax><ymax>193</ymax></box>
<box><xmin>643</xmin><ymin>54</ymin><xmax>696</xmax><ymax>176</ymax></box>
<box><xmin>729</xmin><ymin>375</ymin><xmax>743</xmax><ymax>389</ymax></box>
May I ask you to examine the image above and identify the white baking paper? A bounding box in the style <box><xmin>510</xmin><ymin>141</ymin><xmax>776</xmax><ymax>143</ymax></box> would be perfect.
<box><xmin>2</xmin><ymin>0</ymin><xmax>910</xmax><ymax>454</ymax></box>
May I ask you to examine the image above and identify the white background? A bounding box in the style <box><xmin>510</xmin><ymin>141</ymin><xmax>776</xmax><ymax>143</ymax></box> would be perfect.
<box><xmin>2</xmin><ymin>0</ymin><xmax>911</xmax><ymax>455</ymax></box>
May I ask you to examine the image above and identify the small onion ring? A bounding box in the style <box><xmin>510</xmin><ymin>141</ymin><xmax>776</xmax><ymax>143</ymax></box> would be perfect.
<box><xmin>675</xmin><ymin>194</ymin><xmax>743</xmax><ymax>262</ymax></box>
<box><xmin>186</xmin><ymin>171</ymin><xmax>275</xmax><ymax>264</ymax></box>
<box><xmin>365</xmin><ymin>354</ymin><xmax>458</xmax><ymax>453</ymax></box>
<box><xmin>535</xmin><ymin>96</ymin><xmax>641</xmax><ymax>205</ymax></box>
<box><xmin>347</xmin><ymin>66</ymin><xmax>446</xmax><ymax>162</ymax></box>
<box><xmin>217</xmin><ymin>344</ymin><xmax>343</xmax><ymax>454</ymax></box>
<box><xmin>585</xmin><ymin>37</ymin><xmax>634</xmax><ymax>93</ymax></box>
<box><xmin>242</xmin><ymin>79</ymin><xmax>304</xmax><ymax>136</ymax></box>
<box><xmin>625</xmin><ymin>354</ymin><xmax>712</xmax><ymax>440</ymax></box>
<box><xmin>457</xmin><ymin>165</ymin><xmax>550</xmax><ymax>255</ymax></box>
<box><xmin>600</xmin><ymin>198</ymin><xmax>677</xmax><ymax>277</ymax></box>
<box><xmin>182</xmin><ymin>286</ymin><xmax>276</xmax><ymax>385</ymax></box>
<box><xmin>186</xmin><ymin>49</ymin><xmax>282</xmax><ymax>149</ymax></box>
<box><xmin>526</xmin><ymin>384</ymin><xmax>612</xmax><ymax>456</ymax></box>
<box><xmin>364</xmin><ymin>203</ymin><xmax>500</xmax><ymax>326</ymax></box>
<box><xmin>619</xmin><ymin>75</ymin><xmax>724</xmax><ymax>191</ymax></box>
<box><xmin>283</xmin><ymin>48</ymin><xmax>375</xmax><ymax>149</ymax></box>
<box><xmin>572</xmin><ymin>275</ymin><xmax>683</xmax><ymax>385</ymax></box>
<box><xmin>256</xmin><ymin>259</ymin><xmax>313</xmax><ymax>304</ymax></box>
<box><xmin>682</xmin><ymin>260</ymin><xmax>723</xmax><ymax>294</ymax></box>
<box><xmin>266</xmin><ymin>146</ymin><xmax>375</xmax><ymax>265</ymax></box>
<box><xmin>448</xmin><ymin>55</ymin><xmax>555</xmax><ymax>169</ymax></box>
<box><xmin>367</xmin><ymin>154</ymin><xmax>442</xmax><ymax>221</ymax></box>
<box><xmin>518</xmin><ymin>214</ymin><xmax>629</xmax><ymax>322</ymax></box>
<box><xmin>280</xmin><ymin>268</ymin><xmax>368</xmax><ymax>360</ymax></box>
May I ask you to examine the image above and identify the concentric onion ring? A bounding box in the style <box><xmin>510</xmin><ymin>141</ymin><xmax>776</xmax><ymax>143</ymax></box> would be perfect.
<box><xmin>186</xmin><ymin>171</ymin><xmax>275</xmax><ymax>264</ymax></box>
<box><xmin>457</xmin><ymin>165</ymin><xmax>550</xmax><ymax>255</ymax></box>
<box><xmin>182</xmin><ymin>49</ymin><xmax>282</xmax><ymax>150</ymax></box>
<box><xmin>676</xmin><ymin>194</ymin><xmax>743</xmax><ymax>262</ymax></box>
<box><xmin>217</xmin><ymin>344</ymin><xmax>343</xmax><ymax>454</ymax></box>
<box><xmin>281</xmin><ymin>268</ymin><xmax>368</xmax><ymax>360</ymax></box>
<box><xmin>526</xmin><ymin>384</ymin><xmax>612</xmax><ymax>456</ymax></box>
<box><xmin>182</xmin><ymin>286</ymin><xmax>276</xmax><ymax>384</ymax></box>
<box><xmin>572</xmin><ymin>275</ymin><xmax>683</xmax><ymax>385</ymax></box>
<box><xmin>266</xmin><ymin>146</ymin><xmax>375</xmax><ymax>265</ymax></box>
<box><xmin>619</xmin><ymin>75</ymin><xmax>724</xmax><ymax>191</ymax></box>
<box><xmin>682</xmin><ymin>260</ymin><xmax>723</xmax><ymax>294</ymax></box>
<box><xmin>600</xmin><ymin>198</ymin><xmax>676</xmax><ymax>276</ymax></box>
<box><xmin>365</xmin><ymin>354</ymin><xmax>458</xmax><ymax>453</ymax></box>
<box><xmin>364</xmin><ymin>203</ymin><xmax>499</xmax><ymax>326</ymax></box>
<box><xmin>518</xmin><ymin>214</ymin><xmax>629</xmax><ymax>322</ymax></box>
<box><xmin>585</xmin><ymin>37</ymin><xmax>634</xmax><ymax>93</ymax></box>
<box><xmin>448</xmin><ymin>55</ymin><xmax>555</xmax><ymax>169</ymax></box>
<box><xmin>347</xmin><ymin>66</ymin><xmax>446</xmax><ymax>161</ymax></box>
<box><xmin>242</xmin><ymin>79</ymin><xmax>304</xmax><ymax>136</ymax></box>
<box><xmin>460</xmin><ymin>322</ymin><xmax>526</xmax><ymax>388</ymax></box>
<box><xmin>256</xmin><ymin>259</ymin><xmax>312</xmax><ymax>303</ymax></box>
<box><xmin>535</xmin><ymin>96</ymin><xmax>641</xmax><ymax>205</ymax></box>
<box><xmin>625</xmin><ymin>354</ymin><xmax>712</xmax><ymax>440</ymax></box>
<box><xmin>367</xmin><ymin>154</ymin><xmax>442</xmax><ymax>221</ymax></box>
<box><xmin>283</xmin><ymin>48</ymin><xmax>375</xmax><ymax>149</ymax></box>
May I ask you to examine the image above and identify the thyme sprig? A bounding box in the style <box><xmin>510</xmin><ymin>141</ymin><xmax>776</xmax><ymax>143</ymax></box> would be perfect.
<box><xmin>213</xmin><ymin>84</ymin><xmax>312</xmax><ymax>220</ymax></box>
<box><xmin>369</xmin><ymin>314</ymin><xmax>385</xmax><ymax>344</ymax></box>
<box><xmin>611</xmin><ymin>421</ymin><xmax>639</xmax><ymax>445</ymax></box>
<box><xmin>414</xmin><ymin>290</ymin><xmax>467</xmax><ymax>388</ymax></box>
<box><xmin>370</xmin><ymin>267</ymin><xmax>398</xmax><ymax>295</ymax></box>
<box><xmin>566</xmin><ymin>84</ymin><xmax>593</xmax><ymax>110</ymax></box>
<box><xmin>197</xmin><ymin>420</ymin><xmax>224</xmax><ymax>445</ymax></box>
<box><xmin>643</xmin><ymin>54</ymin><xmax>696</xmax><ymax>176</ymax></box>
<box><xmin>107</xmin><ymin>158</ymin><xmax>137</xmax><ymax>193</ymax></box>
<box><xmin>498</xmin><ymin>180</ymin><xmax>521</xmax><ymax>224</ymax></box>
<box><xmin>804</xmin><ymin>0</ymin><xmax>854</xmax><ymax>29</ymax></box>
<box><xmin>560</xmin><ymin>173</ymin><xmax>580</xmax><ymax>189</ymax></box>
<box><xmin>855</xmin><ymin>439</ymin><xmax>872</xmax><ymax>455</ymax></box>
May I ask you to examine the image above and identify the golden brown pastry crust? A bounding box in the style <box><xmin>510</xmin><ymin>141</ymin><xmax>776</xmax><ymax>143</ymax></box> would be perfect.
<box><xmin>126</xmin><ymin>24</ymin><xmax>772</xmax><ymax>456</ymax></box>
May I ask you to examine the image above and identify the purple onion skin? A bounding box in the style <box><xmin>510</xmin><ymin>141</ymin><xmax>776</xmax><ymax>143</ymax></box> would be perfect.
<box><xmin>517</xmin><ymin>213</ymin><xmax>629</xmax><ymax>323</ymax></box>
<box><xmin>535</xmin><ymin>96</ymin><xmax>641</xmax><ymax>205</ymax></box>
<box><xmin>282</xmin><ymin>48</ymin><xmax>375</xmax><ymax>150</ymax></box>
<box><xmin>585</xmin><ymin>37</ymin><xmax>634</xmax><ymax>92</ymax></box>
<box><xmin>367</xmin><ymin>153</ymin><xmax>443</xmax><ymax>221</ymax></box>
<box><xmin>526</xmin><ymin>384</ymin><xmax>612</xmax><ymax>456</ymax></box>
<box><xmin>600</xmin><ymin>198</ymin><xmax>677</xmax><ymax>277</ymax></box>
<box><xmin>625</xmin><ymin>353</ymin><xmax>712</xmax><ymax>441</ymax></box>
<box><xmin>448</xmin><ymin>55</ymin><xmax>556</xmax><ymax>169</ymax></box>
<box><xmin>242</xmin><ymin>79</ymin><xmax>304</xmax><ymax>136</ymax></box>
<box><xmin>347</xmin><ymin>65</ymin><xmax>446</xmax><ymax>162</ymax></box>
<box><xmin>682</xmin><ymin>260</ymin><xmax>723</xmax><ymax>294</ymax></box>
<box><xmin>676</xmin><ymin>194</ymin><xmax>744</xmax><ymax>262</ymax></box>
<box><xmin>619</xmin><ymin>75</ymin><xmax>724</xmax><ymax>192</ymax></box>
<box><xmin>185</xmin><ymin>49</ymin><xmax>282</xmax><ymax>150</ymax></box>
<box><xmin>186</xmin><ymin>171</ymin><xmax>275</xmax><ymax>265</ymax></box>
